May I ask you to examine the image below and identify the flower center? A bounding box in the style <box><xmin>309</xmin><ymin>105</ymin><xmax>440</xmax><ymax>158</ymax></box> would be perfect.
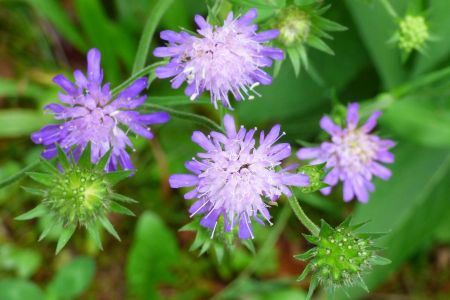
<box><xmin>333</xmin><ymin>130</ymin><xmax>378</xmax><ymax>173</ymax></box>
<box><xmin>277</xmin><ymin>7</ymin><xmax>311</xmax><ymax>46</ymax></box>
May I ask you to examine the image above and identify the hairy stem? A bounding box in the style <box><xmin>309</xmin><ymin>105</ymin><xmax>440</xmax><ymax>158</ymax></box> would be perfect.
<box><xmin>288</xmin><ymin>195</ymin><xmax>320</xmax><ymax>236</ymax></box>
<box><xmin>0</xmin><ymin>160</ymin><xmax>40</xmax><ymax>189</ymax></box>
<box><xmin>143</xmin><ymin>103</ymin><xmax>224</xmax><ymax>133</ymax></box>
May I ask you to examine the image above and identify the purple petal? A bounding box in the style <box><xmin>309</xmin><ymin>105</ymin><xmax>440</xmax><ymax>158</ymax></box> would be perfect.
<box><xmin>194</xmin><ymin>15</ymin><xmax>209</xmax><ymax>30</ymax></box>
<box><xmin>52</xmin><ymin>75</ymin><xmax>77</xmax><ymax>94</ymax></box>
<box><xmin>139</xmin><ymin>112</ymin><xmax>170</xmax><ymax>125</ymax></box>
<box><xmin>200</xmin><ymin>209</ymin><xmax>221</xmax><ymax>229</ymax></box>
<box><xmin>169</xmin><ymin>174</ymin><xmax>199</xmax><ymax>188</ymax></box>
<box><xmin>281</xmin><ymin>174</ymin><xmax>309</xmax><ymax>187</ymax></box>
<box><xmin>238</xmin><ymin>8</ymin><xmax>257</xmax><ymax>26</ymax></box>
<box><xmin>87</xmin><ymin>48</ymin><xmax>102</xmax><ymax>83</ymax></box>
<box><xmin>343</xmin><ymin>179</ymin><xmax>354</xmax><ymax>202</ymax></box>
<box><xmin>362</xmin><ymin>111</ymin><xmax>382</xmax><ymax>133</ymax></box>
<box><xmin>297</xmin><ymin>147</ymin><xmax>320</xmax><ymax>160</ymax></box>
<box><xmin>223</xmin><ymin>114</ymin><xmax>236</xmax><ymax>137</ymax></box>
<box><xmin>320</xmin><ymin>116</ymin><xmax>341</xmax><ymax>136</ymax></box>
<box><xmin>160</xmin><ymin>30</ymin><xmax>184</xmax><ymax>43</ymax></box>
<box><xmin>192</xmin><ymin>131</ymin><xmax>215</xmax><ymax>151</ymax></box>
<box><xmin>371</xmin><ymin>162</ymin><xmax>392</xmax><ymax>180</ymax></box>
<box><xmin>238</xmin><ymin>216</ymin><xmax>253</xmax><ymax>239</ymax></box>
<box><xmin>261</xmin><ymin>47</ymin><xmax>285</xmax><ymax>60</ymax></box>
<box><xmin>118</xmin><ymin>77</ymin><xmax>147</xmax><ymax>99</ymax></box>
<box><xmin>346</xmin><ymin>102</ymin><xmax>359</xmax><ymax>129</ymax></box>
<box><xmin>254</xmin><ymin>29</ymin><xmax>279</xmax><ymax>42</ymax></box>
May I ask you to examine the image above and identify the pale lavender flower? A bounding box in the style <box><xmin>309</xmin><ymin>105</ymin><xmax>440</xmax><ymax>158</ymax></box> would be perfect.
<box><xmin>32</xmin><ymin>48</ymin><xmax>170</xmax><ymax>171</ymax></box>
<box><xmin>153</xmin><ymin>8</ymin><xmax>284</xmax><ymax>109</ymax></box>
<box><xmin>297</xmin><ymin>103</ymin><xmax>395</xmax><ymax>203</ymax></box>
<box><xmin>169</xmin><ymin>114</ymin><xmax>309</xmax><ymax>239</ymax></box>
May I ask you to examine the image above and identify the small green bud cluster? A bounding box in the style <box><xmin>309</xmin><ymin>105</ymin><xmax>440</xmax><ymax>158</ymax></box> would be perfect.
<box><xmin>296</xmin><ymin>219</ymin><xmax>390</xmax><ymax>298</ymax></box>
<box><xmin>45</xmin><ymin>167</ymin><xmax>110</xmax><ymax>227</ymax></box>
<box><xmin>17</xmin><ymin>145</ymin><xmax>136</xmax><ymax>253</ymax></box>
<box><xmin>277</xmin><ymin>6</ymin><xmax>311</xmax><ymax>46</ymax></box>
<box><xmin>298</xmin><ymin>164</ymin><xmax>327</xmax><ymax>193</ymax></box>
<box><xmin>398</xmin><ymin>15</ymin><xmax>429</xmax><ymax>53</ymax></box>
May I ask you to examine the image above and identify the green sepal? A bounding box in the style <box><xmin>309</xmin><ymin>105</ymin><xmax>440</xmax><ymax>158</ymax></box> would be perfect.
<box><xmin>242</xmin><ymin>239</ymin><xmax>255</xmax><ymax>254</ymax></box>
<box><xmin>27</xmin><ymin>172</ymin><xmax>54</xmax><ymax>186</ymax></box>
<box><xmin>306</xmin><ymin>35</ymin><xmax>334</xmax><ymax>55</ymax></box>
<box><xmin>315</xmin><ymin>16</ymin><xmax>347</xmax><ymax>32</ymax></box>
<box><xmin>213</xmin><ymin>244</ymin><xmax>225</xmax><ymax>264</ymax></box>
<box><xmin>297</xmin><ymin>262</ymin><xmax>313</xmax><ymax>281</ymax></box>
<box><xmin>306</xmin><ymin>276</ymin><xmax>319</xmax><ymax>300</ymax></box>
<box><xmin>303</xmin><ymin>233</ymin><xmax>319</xmax><ymax>244</ymax></box>
<box><xmin>294</xmin><ymin>247</ymin><xmax>316</xmax><ymax>261</ymax></box>
<box><xmin>39</xmin><ymin>158</ymin><xmax>60</xmax><ymax>175</ymax></box>
<box><xmin>104</xmin><ymin>170</ymin><xmax>133</xmax><ymax>185</ymax></box>
<box><xmin>15</xmin><ymin>204</ymin><xmax>47</xmax><ymax>220</ymax></box>
<box><xmin>55</xmin><ymin>224</ymin><xmax>76</xmax><ymax>254</ymax></box>
<box><xmin>110</xmin><ymin>202</ymin><xmax>135</xmax><ymax>216</ymax></box>
<box><xmin>78</xmin><ymin>143</ymin><xmax>92</xmax><ymax>168</ymax></box>
<box><xmin>56</xmin><ymin>145</ymin><xmax>71</xmax><ymax>170</ymax></box>
<box><xmin>287</xmin><ymin>47</ymin><xmax>301</xmax><ymax>76</ymax></box>
<box><xmin>21</xmin><ymin>186</ymin><xmax>46</xmax><ymax>196</ymax></box>
<box><xmin>110</xmin><ymin>193</ymin><xmax>137</xmax><ymax>203</ymax></box>
<box><xmin>319</xmin><ymin>219</ymin><xmax>334</xmax><ymax>237</ymax></box>
<box><xmin>96</xmin><ymin>149</ymin><xmax>112</xmax><ymax>171</ymax></box>
<box><xmin>199</xmin><ymin>240</ymin><xmax>211</xmax><ymax>256</ymax></box>
<box><xmin>39</xmin><ymin>222</ymin><xmax>55</xmax><ymax>242</ymax></box>
<box><xmin>86</xmin><ymin>224</ymin><xmax>103</xmax><ymax>250</ymax></box>
<box><xmin>99</xmin><ymin>216</ymin><xmax>121</xmax><ymax>241</ymax></box>
<box><xmin>369</xmin><ymin>255</ymin><xmax>391</xmax><ymax>266</ymax></box>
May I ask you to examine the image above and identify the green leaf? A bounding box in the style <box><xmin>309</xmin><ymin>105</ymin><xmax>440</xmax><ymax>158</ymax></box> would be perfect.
<box><xmin>0</xmin><ymin>279</ymin><xmax>44</xmax><ymax>300</ymax></box>
<box><xmin>25</xmin><ymin>0</ymin><xmax>86</xmax><ymax>50</ymax></box>
<box><xmin>55</xmin><ymin>225</ymin><xmax>77</xmax><ymax>254</ymax></box>
<box><xmin>0</xmin><ymin>110</ymin><xmax>50</xmax><ymax>138</ymax></box>
<box><xmin>126</xmin><ymin>212</ymin><xmax>179</xmax><ymax>299</ymax></box>
<box><xmin>132</xmin><ymin>0</ymin><xmax>175</xmax><ymax>73</ymax></box>
<box><xmin>47</xmin><ymin>257</ymin><xmax>95</xmax><ymax>299</ymax></box>
<box><xmin>0</xmin><ymin>161</ymin><xmax>40</xmax><ymax>189</ymax></box>
<box><xmin>110</xmin><ymin>202</ymin><xmax>135</xmax><ymax>216</ymax></box>
<box><xmin>15</xmin><ymin>204</ymin><xmax>47</xmax><ymax>221</ymax></box>
<box><xmin>344</xmin><ymin>0</ymin><xmax>408</xmax><ymax>88</ymax></box>
<box><xmin>99</xmin><ymin>216</ymin><xmax>121</xmax><ymax>241</ymax></box>
<box><xmin>382</xmin><ymin>98</ymin><xmax>450</xmax><ymax>148</ymax></box>
<box><xmin>0</xmin><ymin>245</ymin><xmax>42</xmax><ymax>278</ymax></box>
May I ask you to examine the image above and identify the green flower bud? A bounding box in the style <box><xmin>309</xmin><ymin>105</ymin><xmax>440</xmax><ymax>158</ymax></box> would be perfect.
<box><xmin>277</xmin><ymin>6</ymin><xmax>312</xmax><ymax>46</ymax></box>
<box><xmin>295</xmin><ymin>219</ymin><xmax>390</xmax><ymax>298</ymax></box>
<box><xmin>397</xmin><ymin>15</ymin><xmax>429</xmax><ymax>53</ymax></box>
<box><xmin>16</xmin><ymin>144</ymin><xmax>136</xmax><ymax>254</ymax></box>
<box><xmin>298</xmin><ymin>163</ymin><xmax>328</xmax><ymax>193</ymax></box>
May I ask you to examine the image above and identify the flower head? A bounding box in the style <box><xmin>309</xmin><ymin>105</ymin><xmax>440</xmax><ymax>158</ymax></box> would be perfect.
<box><xmin>397</xmin><ymin>15</ymin><xmax>429</xmax><ymax>54</ymax></box>
<box><xmin>297</xmin><ymin>103</ymin><xmax>395</xmax><ymax>203</ymax></box>
<box><xmin>169</xmin><ymin>114</ymin><xmax>309</xmax><ymax>239</ymax></box>
<box><xmin>296</xmin><ymin>218</ymin><xmax>390</xmax><ymax>298</ymax></box>
<box><xmin>17</xmin><ymin>145</ymin><xmax>136</xmax><ymax>254</ymax></box>
<box><xmin>277</xmin><ymin>6</ymin><xmax>311</xmax><ymax>46</ymax></box>
<box><xmin>153</xmin><ymin>9</ymin><xmax>284</xmax><ymax>109</ymax></box>
<box><xmin>32</xmin><ymin>48</ymin><xmax>170</xmax><ymax>171</ymax></box>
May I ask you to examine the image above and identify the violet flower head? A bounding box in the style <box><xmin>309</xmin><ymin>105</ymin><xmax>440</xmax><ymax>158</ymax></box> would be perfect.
<box><xmin>169</xmin><ymin>114</ymin><xmax>309</xmax><ymax>239</ymax></box>
<box><xmin>153</xmin><ymin>9</ymin><xmax>284</xmax><ymax>109</ymax></box>
<box><xmin>32</xmin><ymin>48</ymin><xmax>170</xmax><ymax>171</ymax></box>
<box><xmin>297</xmin><ymin>103</ymin><xmax>395</xmax><ymax>203</ymax></box>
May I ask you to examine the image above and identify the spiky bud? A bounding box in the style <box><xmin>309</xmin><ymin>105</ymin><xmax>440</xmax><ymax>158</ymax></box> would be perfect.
<box><xmin>397</xmin><ymin>15</ymin><xmax>429</xmax><ymax>54</ymax></box>
<box><xmin>277</xmin><ymin>6</ymin><xmax>312</xmax><ymax>46</ymax></box>
<box><xmin>298</xmin><ymin>163</ymin><xmax>328</xmax><ymax>193</ymax></box>
<box><xmin>295</xmin><ymin>219</ymin><xmax>390</xmax><ymax>299</ymax></box>
<box><xmin>17</xmin><ymin>144</ymin><xmax>136</xmax><ymax>254</ymax></box>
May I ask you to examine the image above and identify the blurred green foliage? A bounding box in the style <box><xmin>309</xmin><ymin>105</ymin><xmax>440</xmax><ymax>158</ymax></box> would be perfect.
<box><xmin>1</xmin><ymin>0</ymin><xmax>450</xmax><ymax>299</ymax></box>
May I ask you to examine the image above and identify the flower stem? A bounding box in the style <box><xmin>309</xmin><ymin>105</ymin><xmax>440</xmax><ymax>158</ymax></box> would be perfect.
<box><xmin>210</xmin><ymin>205</ymin><xmax>291</xmax><ymax>300</ymax></box>
<box><xmin>0</xmin><ymin>160</ymin><xmax>40</xmax><ymax>189</ymax></box>
<box><xmin>111</xmin><ymin>61</ymin><xmax>166</xmax><ymax>96</ymax></box>
<box><xmin>380</xmin><ymin>0</ymin><xmax>398</xmax><ymax>19</ymax></box>
<box><xmin>132</xmin><ymin>0</ymin><xmax>175</xmax><ymax>73</ymax></box>
<box><xmin>288</xmin><ymin>195</ymin><xmax>320</xmax><ymax>236</ymax></box>
<box><xmin>142</xmin><ymin>103</ymin><xmax>224</xmax><ymax>133</ymax></box>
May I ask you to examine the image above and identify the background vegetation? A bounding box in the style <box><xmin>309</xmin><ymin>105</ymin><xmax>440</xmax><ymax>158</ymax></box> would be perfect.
<box><xmin>0</xmin><ymin>0</ymin><xmax>450</xmax><ymax>299</ymax></box>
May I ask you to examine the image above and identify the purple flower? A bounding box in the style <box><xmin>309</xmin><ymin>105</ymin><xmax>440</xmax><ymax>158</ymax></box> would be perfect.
<box><xmin>32</xmin><ymin>48</ymin><xmax>170</xmax><ymax>171</ymax></box>
<box><xmin>153</xmin><ymin>8</ymin><xmax>284</xmax><ymax>109</ymax></box>
<box><xmin>297</xmin><ymin>103</ymin><xmax>395</xmax><ymax>203</ymax></box>
<box><xmin>169</xmin><ymin>114</ymin><xmax>309</xmax><ymax>239</ymax></box>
